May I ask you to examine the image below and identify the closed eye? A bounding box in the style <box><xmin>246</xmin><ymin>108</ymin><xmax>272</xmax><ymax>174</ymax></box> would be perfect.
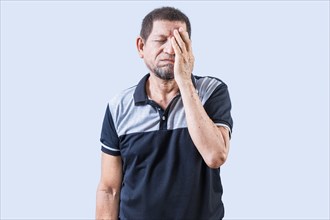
<box><xmin>154</xmin><ymin>40</ymin><xmax>167</xmax><ymax>43</ymax></box>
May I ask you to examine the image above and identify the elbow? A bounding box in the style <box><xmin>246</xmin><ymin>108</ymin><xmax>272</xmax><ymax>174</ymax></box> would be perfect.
<box><xmin>97</xmin><ymin>183</ymin><xmax>121</xmax><ymax>199</ymax></box>
<box><xmin>205</xmin><ymin>152</ymin><xmax>227</xmax><ymax>169</ymax></box>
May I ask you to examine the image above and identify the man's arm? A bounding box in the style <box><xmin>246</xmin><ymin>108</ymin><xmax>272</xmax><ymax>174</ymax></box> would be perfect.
<box><xmin>171</xmin><ymin>28</ymin><xmax>230</xmax><ymax>169</ymax></box>
<box><xmin>96</xmin><ymin>153</ymin><xmax>122</xmax><ymax>220</ymax></box>
<box><xmin>177</xmin><ymin>80</ymin><xmax>230</xmax><ymax>168</ymax></box>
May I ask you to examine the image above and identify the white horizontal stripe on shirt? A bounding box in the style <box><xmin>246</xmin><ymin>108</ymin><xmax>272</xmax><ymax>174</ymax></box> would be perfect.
<box><xmin>101</xmin><ymin>143</ymin><xmax>120</xmax><ymax>152</ymax></box>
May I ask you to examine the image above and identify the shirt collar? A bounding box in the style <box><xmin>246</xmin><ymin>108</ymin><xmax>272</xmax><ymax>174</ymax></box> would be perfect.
<box><xmin>133</xmin><ymin>73</ymin><xmax>197</xmax><ymax>105</ymax></box>
<box><xmin>133</xmin><ymin>73</ymin><xmax>150</xmax><ymax>105</ymax></box>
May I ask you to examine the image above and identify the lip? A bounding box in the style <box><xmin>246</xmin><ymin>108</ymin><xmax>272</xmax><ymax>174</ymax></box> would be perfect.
<box><xmin>160</xmin><ymin>59</ymin><xmax>175</xmax><ymax>63</ymax></box>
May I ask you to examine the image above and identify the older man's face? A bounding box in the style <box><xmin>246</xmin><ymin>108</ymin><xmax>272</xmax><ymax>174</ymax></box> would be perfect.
<box><xmin>142</xmin><ymin>20</ymin><xmax>187</xmax><ymax>80</ymax></box>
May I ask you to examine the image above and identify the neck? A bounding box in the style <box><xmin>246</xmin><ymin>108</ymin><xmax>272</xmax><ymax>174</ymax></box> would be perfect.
<box><xmin>146</xmin><ymin>73</ymin><xmax>179</xmax><ymax>109</ymax></box>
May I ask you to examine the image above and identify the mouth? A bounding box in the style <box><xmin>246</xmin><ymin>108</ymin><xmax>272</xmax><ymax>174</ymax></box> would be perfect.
<box><xmin>160</xmin><ymin>59</ymin><xmax>175</xmax><ymax>64</ymax></box>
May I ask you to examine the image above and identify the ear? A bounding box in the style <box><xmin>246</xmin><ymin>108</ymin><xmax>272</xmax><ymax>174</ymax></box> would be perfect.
<box><xmin>136</xmin><ymin>36</ymin><xmax>145</xmax><ymax>58</ymax></box>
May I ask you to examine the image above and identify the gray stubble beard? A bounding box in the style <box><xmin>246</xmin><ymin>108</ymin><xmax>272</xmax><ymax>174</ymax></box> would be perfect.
<box><xmin>153</xmin><ymin>64</ymin><xmax>174</xmax><ymax>80</ymax></box>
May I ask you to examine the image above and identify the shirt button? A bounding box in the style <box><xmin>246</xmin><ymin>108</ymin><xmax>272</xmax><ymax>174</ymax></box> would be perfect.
<box><xmin>162</xmin><ymin>116</ymin><xmax>166</xmax><ymax>120</ymax></box>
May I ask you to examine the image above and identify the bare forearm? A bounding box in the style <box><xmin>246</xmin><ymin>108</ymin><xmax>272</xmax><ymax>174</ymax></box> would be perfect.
<box><xmin>96</xmin><ymin>188</ymin><xmax>120</xmax><ymax>220</ymax></box>
<box><xmin>170</xmin><ymin>27</ymin><xmax>228</xmax><ymax>168</ymax></box>
<box><xmin>179</xmin><ymin>81</ymin><xmax>228</xmax><ymax>168</ymax></box>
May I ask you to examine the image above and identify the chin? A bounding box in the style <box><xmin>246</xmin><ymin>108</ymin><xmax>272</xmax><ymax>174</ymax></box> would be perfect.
<box><xmin>153</xmin><ymin>66</ymin><xmax>174</xmax><ymax>80</ymax></box>
<box><xmin>155</xmin><ymin>73</ymin><xmax>174</xmax><ymax>81</ymax></box>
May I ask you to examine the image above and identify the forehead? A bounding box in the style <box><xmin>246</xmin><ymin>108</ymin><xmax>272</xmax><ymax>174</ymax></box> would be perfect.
<box><xmin>150</xmin><ymin>20</ymin><xmax>187</xmax><ymax>37</ymax></box>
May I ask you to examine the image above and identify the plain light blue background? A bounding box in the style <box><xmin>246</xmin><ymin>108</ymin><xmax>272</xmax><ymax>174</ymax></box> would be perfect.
<box><xmin>1</xmin><ymin>1</ymin><xmax>329</xmax><ymax>219</ymax></box>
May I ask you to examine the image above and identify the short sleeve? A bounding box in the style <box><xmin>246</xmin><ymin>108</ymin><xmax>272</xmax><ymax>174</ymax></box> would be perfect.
<box><xmin>204</xmin><ymin>83</ymin><xmax>233</xmax><ymax>136</ymax></box>
<box><xmin>100</xmin><ymin>104</ymin><xmax>121</xmax><ymax>156</ymax></box>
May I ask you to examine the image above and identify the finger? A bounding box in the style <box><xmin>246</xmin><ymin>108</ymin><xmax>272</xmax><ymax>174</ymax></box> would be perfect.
<box><xmin>173</xmin><ymin>29</ymin><xmax>187</xmax><ymax>53</ymax></box>
<box><xmin>178</xmin><ymin>27</ymin><xmax>192</xmax><ymax>52</ymax></box>
<box><xmin>171</xmin><ymin>36</ymin><xmax>182</xmax><ymax>56</ymax></box>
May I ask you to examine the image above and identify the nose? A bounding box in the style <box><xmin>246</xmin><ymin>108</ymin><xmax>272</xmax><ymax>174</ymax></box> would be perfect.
<box><xmin>163</xmin><ymin>40</ymin><xmax>175</xmax><ymax>55</ymax></box>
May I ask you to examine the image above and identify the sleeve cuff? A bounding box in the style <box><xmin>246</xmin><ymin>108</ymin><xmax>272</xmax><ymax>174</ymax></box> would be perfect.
<box><xmin>101</xmin><ymin>142</ymin><xmax>121</xmax><ymax>156</ymax></box>
<box><xmin>215</xmin><ymin>122</ymin><xmax>232</xmax><ymax>139</ymax></box>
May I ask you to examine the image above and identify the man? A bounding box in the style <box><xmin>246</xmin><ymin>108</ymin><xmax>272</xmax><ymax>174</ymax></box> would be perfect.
<box><xmin>96</xmin><ymin>7</ymin><xmax>233</xmax><ymax>220</ymax></box>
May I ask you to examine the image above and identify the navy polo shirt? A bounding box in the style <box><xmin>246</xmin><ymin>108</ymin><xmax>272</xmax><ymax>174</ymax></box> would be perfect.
<box><xmin>100</xmin><ymin>74</ymin><xmax>233</xmax><ymax>220</ymax></box>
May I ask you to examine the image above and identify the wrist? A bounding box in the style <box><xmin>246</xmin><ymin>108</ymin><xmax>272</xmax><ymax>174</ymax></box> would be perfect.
<box><xmin>175</xmin><ymin>74</ymin><xmax>192</xmax><ymax>88</ymax></box>
<box><xmin>177</xmin><ymin>79</ymin><xmax>196</xmax><ymax>96</ymax></box>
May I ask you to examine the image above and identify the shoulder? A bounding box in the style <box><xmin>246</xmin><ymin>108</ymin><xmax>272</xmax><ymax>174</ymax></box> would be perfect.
<box><xmin>108</xmin><ymin>85</ymin><xmax>137</xmax><ymax>110</ymax></box>
<box><xmin>194</xmin><ymin>75</ymin><xmax>228</xmax><ymax>92</ymax></box>
<box><xmin>193</xmin><ymin>75</ymin><xmax>228</xmax><ymax>103</ymax></box>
